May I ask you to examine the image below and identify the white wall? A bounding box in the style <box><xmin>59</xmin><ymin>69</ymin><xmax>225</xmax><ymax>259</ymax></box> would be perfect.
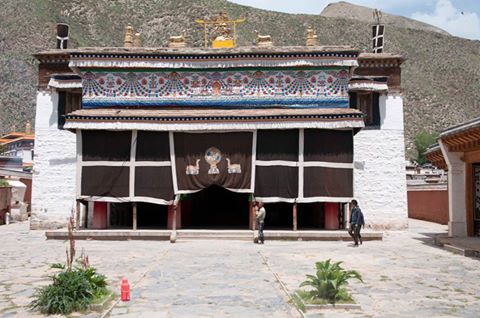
<box><xmin>30</xmin><ymin>90</ymin><xmax>77</xmax><ymax>229</ymax></box>
<box><xmin>354</xmin><ymin>92</ymin><xmax>408</xmax><ymax>230</ymax></box>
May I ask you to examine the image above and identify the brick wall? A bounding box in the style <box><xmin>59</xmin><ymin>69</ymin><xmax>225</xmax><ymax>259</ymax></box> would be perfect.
<box><xmin>407</xmin><ymin>184</ymin><xmax>448</xmax><ymax>225</ymax></box>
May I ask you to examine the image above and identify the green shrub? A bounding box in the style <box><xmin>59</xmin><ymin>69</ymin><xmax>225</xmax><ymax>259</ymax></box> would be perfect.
<box><xmin>30</xmin><ymin>266</ymin><xmax>108</xmax><ymax>315</ymax></box>
<box><xmin>299</xmin><ymin>259</ymin><xmax>363</xmax><ymax>304</ymax></box>
<box><xmin>0</xmin><ymin>178</ymin><xmax>9</xmax><ymax>187</ymax></box>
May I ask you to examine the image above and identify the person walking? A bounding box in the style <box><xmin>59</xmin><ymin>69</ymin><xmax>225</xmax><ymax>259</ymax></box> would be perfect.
<box><xmin>255</xmin><ymin>201</ymin><xmax>266</xmax><ymax>244</ymax></box>
<box><xmin>348</xmin><ymin>200</ymin><xmax>365</xmax><ymax>246</ymax></box>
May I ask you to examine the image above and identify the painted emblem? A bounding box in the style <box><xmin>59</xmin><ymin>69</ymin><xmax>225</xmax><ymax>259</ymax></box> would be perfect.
<box><xmin>186</xmin><ymin>159</ymin><xmax>200</xmax><ymax>175</ymax></box>
<box><xmin>226</xmin><ymin>158</ymin><xmax>241</xmax><ymax>174</ymax></box>
<box><xmin>205</xmin><ymin>147</ymin><xmax>222</xmax><ymax>174</ymax></box>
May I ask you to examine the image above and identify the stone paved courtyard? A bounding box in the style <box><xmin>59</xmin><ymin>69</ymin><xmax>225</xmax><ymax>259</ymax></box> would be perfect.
<box><xmin>1</xmin><ymin>219</ymin><xmax>479</xmax><ymax>318</ymax></box>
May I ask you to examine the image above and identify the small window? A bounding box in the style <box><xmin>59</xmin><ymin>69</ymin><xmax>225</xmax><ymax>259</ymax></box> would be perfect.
<box><xmin>349</xmin><ymin>92</ymin><xmax>380</xmax><ymax>128</ymax></box>
<box><xmin>58</xmin><ymin>90</ymin><xmax>82</xmax><ymax>129</ymax></box>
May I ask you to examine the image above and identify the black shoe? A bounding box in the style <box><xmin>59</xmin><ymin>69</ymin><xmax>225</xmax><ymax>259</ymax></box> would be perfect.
<box><xmin>359</xmin><ymin>238</ymin><xmax>363</xmax><ymax>245</ymax></box>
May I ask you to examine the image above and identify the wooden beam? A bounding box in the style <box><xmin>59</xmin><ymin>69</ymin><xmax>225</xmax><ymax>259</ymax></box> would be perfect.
<box><xmin>293</xmin><ymin>203</ymin><xmax>298</xmax><ymax>231</ymax></box>
<box><xmin>132</xmin><ymin>202</ymin><xmax>137</xmax><ymax>230</ymax></box>
<box><xmin>75</xmin><ymin>200</ymin><xmax>81</xmax><ymax>230</ymax></box>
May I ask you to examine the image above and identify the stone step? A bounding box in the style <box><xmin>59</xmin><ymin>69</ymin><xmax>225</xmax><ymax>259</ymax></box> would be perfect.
<box><xmin>177</xmin><ymin>230</ymin><xmax>254</xmax><ymax>241</ymax></box>
<box><xmin>46</xmin><ymin>229</ymin><xmax>383</xmax><ymax>241</ymax></box>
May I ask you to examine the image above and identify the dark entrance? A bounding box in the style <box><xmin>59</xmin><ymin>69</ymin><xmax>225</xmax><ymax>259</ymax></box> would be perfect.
<box><xmin>298</xmin><ymin>202</ymin><xmax>324</xmax><ymax>229</ymax></box>
<box><xmin>137</xmin><ymin>203</ymin><xmax>168</xmax><ymax>229</ymax></box>
<box><xmin>264</xmin><ymin>203</ymin><xmax>293</xmax><ymax>229</ymax></box>
<box><xmin>181</xmin><ymin>185</ymin><xmax>250</xmax><ymax>229</ymax></box>
<box><xmin>473</xmin><ymin>164</ymin><xmax>480</xmax><ymax>235</ymax></box>
<box><xmin>108</xmin><ymin>202</ymin><xmax>168</xmax><ymax>229</ymax></box>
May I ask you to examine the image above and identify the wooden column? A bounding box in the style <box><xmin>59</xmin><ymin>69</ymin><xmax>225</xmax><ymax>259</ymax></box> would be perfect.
<box><xmin>293</xmin><ymin>202</ymin><xmax>298</xmax><ymax>231</ymax></box>
<box><xmin>132</xmin><ymin>202</ymin><xmax>137</xmax><ymax>230</ymax></box>
<box><xmin>170</xmin><ymin>203</ymin><xmax>177</xmax><ymax>243</ymax></box>
<box><xmin>249</xmin><ymin>201</ymin><xmax>255</xmax><ymax>230</ymax></box>
<box><xmin>75</xmin><ymin>200</ymin><xmax>81</xmax><ymax>230</ymax></box>
<box><xmin>84</xmin><ymin>202</ymin><xmax>89</xmax><ymax>229</ymax></box>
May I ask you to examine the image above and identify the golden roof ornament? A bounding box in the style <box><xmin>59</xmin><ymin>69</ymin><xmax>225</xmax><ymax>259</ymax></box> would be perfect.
<box><xmin>306</xmin><ymin>26</ymin><xmax>318</xmax><ymax>46</ymax></box>
<box><xmin>25</xmin><ymin>121</ymin><xmax>32</xmax><ymax>134</ymax></box>
<box><xmin>124</xmin><ymin>25</ymin><xmax>134</xmax><ymax>47</ymax></box>
<box><xmin>133</xmin><ymin>32</ymin><xmax>142</xmax><ymax>47</ymax></box>
<box><xmin>169</xmin><ymin>34</ymin><xmax>186</xmax><ymax>48</ymax></box>
<box><xmin>195</xmin><ymin>11</ymin><xmax>245</xmax><ymax>48</ymax></box>
<box><xmin>255</xmin><ymin>30</ymin><xmax>273</xmax><ymax>47</ymax></box>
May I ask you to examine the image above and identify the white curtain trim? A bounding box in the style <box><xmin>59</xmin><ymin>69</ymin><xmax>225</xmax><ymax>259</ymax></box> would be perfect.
<box><xmin>78</xmin><ymin>196</ymin><xmax>173</xmax><ymax>205</ymax></box>
<box><xmin>64</xmin><ymin>120</ymin><xmax>364</xmax><ymax>131</ymax></box>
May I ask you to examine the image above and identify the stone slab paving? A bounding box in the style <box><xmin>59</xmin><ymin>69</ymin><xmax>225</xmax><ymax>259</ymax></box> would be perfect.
<box><xmin>1</xmin><ymin>219</ymin><xmax>479</xmax><ymax>317</ymax></box>
<box><xmin>260</xmin><ymin>219</ymin><xmax>480</xmax><ymax>318</ymax></box>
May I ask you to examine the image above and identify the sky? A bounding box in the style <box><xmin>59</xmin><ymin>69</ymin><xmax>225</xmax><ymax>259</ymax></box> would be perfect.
<box><xmin>228</xmin><ymin>0</ymin><xmax>480</xmax><ymax>40</ymax></box>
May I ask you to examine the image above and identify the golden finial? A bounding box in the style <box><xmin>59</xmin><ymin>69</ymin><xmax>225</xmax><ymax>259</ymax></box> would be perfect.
<box><xmin>306</xmin><ymin>26</ymin><xmax>318</xmax><ymax>46</ymax></box>
<box><xmin>255</xmin><ymin>30</ymin><xmax>273</xmax><ymax>47</ymax></box>
<box><xmin>169</xmin><ymin>34</ymin><xmax>186</xmax><ymax>48</ymax></box>
<box><xmin>133</xmin><ymin>32</ymin><xmax>142</xmax><ymax>47</ymax></box>
<box><xmin>25</xmin><ymin>121</ymin><xmax>32</xmax><ymax>134</ymax></box>
<box><xmin>124</xmin><ymin>25</ymin><xmax>134</xmax><ymax>47</ymax></box>
<box><xmin>196</xmin><ymin>11</ymin><xmax>245</xmax><ymax>48</ymax></box>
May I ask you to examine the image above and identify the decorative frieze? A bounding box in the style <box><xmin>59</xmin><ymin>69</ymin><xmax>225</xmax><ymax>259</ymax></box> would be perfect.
<box><xmin>82</xmin><ymin>69</ymin><xmax>350</xmax><ymax>108</ymax></box>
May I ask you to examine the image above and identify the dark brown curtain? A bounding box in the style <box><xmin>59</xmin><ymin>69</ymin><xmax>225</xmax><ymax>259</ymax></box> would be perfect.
<box><xmin>135</xmin><ymin>166</ymin><xmax>174</xmax><ymax>199</ymax></box>
<box><xmin>304</xmin><ymin>129</ymin><xmax>353</xmax><ymax>163</ymax></box>
<box><xmin>254</xmin><ymin>166</ymin><xmax>298</xmax><ymax>198</ymax></box>
<box><xmin>81</xmin><ymin>166</ymin><xmax>129</xmax><ymax>197</ymax></box>
<box><xmin>136</xmin><ymin>131</ymin><xmax>170</xmax><ymax>161</ymax></box>
<box><xmin>82</xmin><ymin>130</ymin><xmax>131</xmax><ymax>161</ymax></box>
<box><xmin>256</xmin><ymin>129</ymin><xmax>298</xmax><ymax>161</ymax></box>
<box><xmin>174</xmin><ymin>132</ymin><xmax>253</xmax><ymax>192</ymax></box>
<box><xmin>303</xmin><ymin>167</ymin><xmax>353</xmax><ymax>198</ymax></box>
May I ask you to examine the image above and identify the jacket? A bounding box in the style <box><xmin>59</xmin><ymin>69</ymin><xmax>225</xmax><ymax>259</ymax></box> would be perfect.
<box><xmin>350</xmin><ymin>207</ymin><xmax>364</xmax><ymax>225</ymax></box>
<box><xmin>256</xmin><ymin>207</ymin><xmax>266</xmax><ymax>222</ymax></box>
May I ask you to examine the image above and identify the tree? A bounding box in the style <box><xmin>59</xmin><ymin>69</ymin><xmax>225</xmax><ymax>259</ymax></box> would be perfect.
<box><xmin>414</xmin><ymin>130</ymin><xmax>439</xmax><ymax>165</ymax></box>
<box><xmin>0</xmin><ymin>143</ymin><xmax>5</xmax><ymax>155</ymax></box>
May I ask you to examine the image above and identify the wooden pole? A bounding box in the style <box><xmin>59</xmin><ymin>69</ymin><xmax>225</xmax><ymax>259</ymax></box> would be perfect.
<box><xmin>170</xmin><ymin>203</ymin><xmax>177</xmax><ymax>243</ymax></box>
<box><xmin>132</xmin><ymin>202</ymin><xmax>137</xmax><ymax>230</ymax></box>
<box><xmin>293</xmin><ymin>202</ymin><xmax>298</xmax><ymax>231</ymax></box>
<box><xmin>75</xmin><ymin>200</ymin><xmax>81</xmax><ymax>230</ymax></box>
<box><xmin>172</xmin><ymin>204</ymin><xmax>177</xmax><ymax>231</ymax></box>
<box><xmin>84</xmin><ymin>202</ymin><xmax>89</xmax><ymax>229</ymax></box>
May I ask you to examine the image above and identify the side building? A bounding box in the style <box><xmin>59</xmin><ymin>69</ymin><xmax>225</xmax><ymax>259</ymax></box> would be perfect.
<box><xmin>427</xmin><ymin>117</ymin><xmax>480</xmax><ymax>237</ymax></box>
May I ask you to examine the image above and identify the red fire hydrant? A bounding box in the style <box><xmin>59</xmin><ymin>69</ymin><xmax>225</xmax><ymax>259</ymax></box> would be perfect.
<box><xmin>121</xmin><ymin>278</ymin><xmax>130</xmax><ymax>301</ymax></box>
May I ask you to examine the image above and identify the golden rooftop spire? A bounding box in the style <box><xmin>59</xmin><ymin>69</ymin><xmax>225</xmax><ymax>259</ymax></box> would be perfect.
<box><xmin>195</xmin><ymin>11</ymin><xmax>245</xmax><ymax>48</ymax></box>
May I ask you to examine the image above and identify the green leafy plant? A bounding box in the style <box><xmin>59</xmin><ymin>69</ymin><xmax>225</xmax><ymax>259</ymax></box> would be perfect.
<box><xmin>414</xmin><ymin>130</ymin><xmax>439</xmax><ymax>165</ymax></box>
<box><xmin>299</xmin><ymin>259</ymin><xmax>363</xmax><ymax>304</ymax></box>
<box><xmin>30</xmin><ymin>217</ymin><xmax>109</xmax><ymax>315</ymax></box>
<box><xmin>30</xmin><ymin>266</ymin><xmax>108</xmax><ymax>314</ymax></box>
<box><xmin>0</xmin><ymin>178</ymin><xmax>9</xmax><ymax>187</ymax></box>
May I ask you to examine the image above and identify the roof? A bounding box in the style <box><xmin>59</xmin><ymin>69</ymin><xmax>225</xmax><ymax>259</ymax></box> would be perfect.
<box><xmin>425</xmin><ymin>116</ymin><xmax>480</xmax><ymax>168</ymax></box>
<box><xmin>0</xmin><ymin>133</ymin><xmax>34</xmax><ymax>145</ymax></box>
<box><xmin>440</xmin><ymin>116</ymin><xmax>480</xmax><ymax>138</ymax></box>
<box><xmin>66</xmin><ymin>107</ymin><xmax>362</xmax><ymax>121</ymax></box>
<box><xmin>36</xmin><ymin>45</ymin><xmax>359</xmax><ymax>56</ymax></box>
<box><xmin>358</xmin><ymin>53</ymin><xmax>405</xmax><ymax>60</ymax></box>
<box><xmin>64</xmin><ymin>107</ymin><xmax>364</xmax><ymax>132</ymax></box>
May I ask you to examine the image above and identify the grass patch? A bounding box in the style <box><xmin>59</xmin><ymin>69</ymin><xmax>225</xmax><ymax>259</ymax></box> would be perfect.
<box><xmin>30</xmin><ymin>266</ymin><xmax>109</xmax><ymax>315</ymax></box>
<box><xmin>296</xmin><ymin>289</ymin><xmax>355</xmax><ymax>305</ymax></box>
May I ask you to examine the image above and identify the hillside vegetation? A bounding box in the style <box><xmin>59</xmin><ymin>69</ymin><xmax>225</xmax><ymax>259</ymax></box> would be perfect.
<box><xmin>0</xmin><ymin>0</ymin><xmax>479</xmax><ymax>154</ymax></box>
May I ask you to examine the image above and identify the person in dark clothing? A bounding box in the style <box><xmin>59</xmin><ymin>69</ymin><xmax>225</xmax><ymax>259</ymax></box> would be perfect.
<box><xmin>348</xmin><ymin>199</ymin><xmax>365</xmax><ymax>246</ymax></box>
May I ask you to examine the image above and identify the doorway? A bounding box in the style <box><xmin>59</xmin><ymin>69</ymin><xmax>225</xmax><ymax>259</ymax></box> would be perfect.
<box><xmin>181</xmin><ymin>185</ymin><xmax>250</xmax><ymax>229</ymax></box>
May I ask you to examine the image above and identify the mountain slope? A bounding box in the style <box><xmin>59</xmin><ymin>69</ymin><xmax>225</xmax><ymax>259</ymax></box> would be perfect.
<box><xmin>321</xmin><ymin>1</ymin><xmax>449</xmax><ymax>35</ymax></box>
<box><xmin>0</xmin><ymin>0</ymin><xmax>479</xmax><ymax>156</ymax></box>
